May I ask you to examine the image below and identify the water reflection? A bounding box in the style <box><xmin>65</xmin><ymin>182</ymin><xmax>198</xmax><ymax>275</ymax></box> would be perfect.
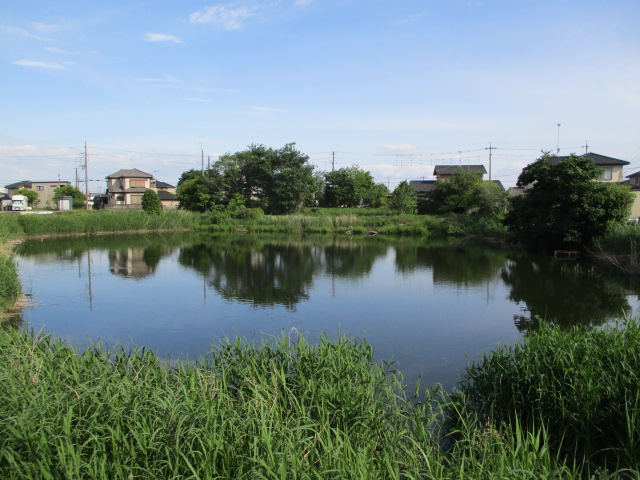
<box><xmin>15</xmin><ymin>233</ymin><xmax>640</xmax><ymax>331</ymax></box>
<box><xmin>501</xmin><ymin>254</ymin><xmax>635</xmax><ymax>329</ymax></box>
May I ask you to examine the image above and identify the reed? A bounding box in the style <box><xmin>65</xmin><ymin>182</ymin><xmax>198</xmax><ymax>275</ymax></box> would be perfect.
<box><xmin>0</xmin><ymin>327</ymin><xmax>601</xmax><ymax>479</ymax></box>
<box><xmin>451</xmin><ymin>319</ymin><xmax>640</xmax><ymax>474</ymax></box>
<box><xmin>14</xmin><ymin>210</ymin><xmax>200</xmax><ymax>236</ymax></box>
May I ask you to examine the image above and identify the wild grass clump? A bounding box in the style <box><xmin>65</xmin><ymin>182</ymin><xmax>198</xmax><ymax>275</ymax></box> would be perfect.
<box><xmin>451</xmin><ymin>319</ymin><xmax>640</xmax><ymax>474</ymax></box>
<box><xmin>15</xmin><ymin>210</ymin><xmax>200</xmax><ymax>236</ymax></box>
<box><xmin>0</xmin><ymin>327</ymin><xmax>594</xmax><ymax>479</ymax></box>
<box><xmin>0</xmin><ymin>215</ymin><xmax>25</xmax><ymax>240</ymax></box>
<box><xmin>596</xmin><ymin>221</ymin><xmax>640</xmax><ymax>256</ymax></box>
<box><xmin>0</xmin><ymin>251</ymin><xmax>20</xmax><ymax>312</ymax></box>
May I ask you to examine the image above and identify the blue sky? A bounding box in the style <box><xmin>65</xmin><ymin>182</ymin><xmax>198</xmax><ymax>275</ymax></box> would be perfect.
<box><xmin>1</xmin><ymin>0</ymin><xmax>639</xmax><ymax>192</ymax></box>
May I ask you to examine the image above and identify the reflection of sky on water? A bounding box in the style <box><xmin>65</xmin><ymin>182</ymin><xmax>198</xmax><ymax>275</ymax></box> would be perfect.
<box><xmin>16</xmin><ymin>236</ymin><xmax>640</xmax><ymax>392</ymax></box>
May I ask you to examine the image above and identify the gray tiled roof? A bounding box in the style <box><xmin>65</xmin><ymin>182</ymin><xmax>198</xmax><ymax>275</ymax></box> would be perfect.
<box><xmin>547</xmin><ymin>152</ymin><xmax>629</xmax><ymax>167</ymax></box>
<box><xmin>434</xmin><ymin>165</ymin><xmax>487</xmax><ymax>176</ymax></box>
<box><xmin>409</xmin><ymin>180</ymin><xmax>437</xmax><ymax>193</ymax></box>
<box><xmin>106</xmin><ymin>168</ymin><xmax>154</xmax><ymax>179</ymax></box>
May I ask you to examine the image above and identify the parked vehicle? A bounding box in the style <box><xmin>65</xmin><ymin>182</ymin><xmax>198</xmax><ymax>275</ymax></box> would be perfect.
<box><xmin>10</xmin><ymin>195</ymin><xmax>32</xmax><ymax>211</ymax></box>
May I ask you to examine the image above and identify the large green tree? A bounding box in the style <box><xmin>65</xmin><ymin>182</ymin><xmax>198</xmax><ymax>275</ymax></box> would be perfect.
<box><xmin>176</xmin><ymin>169</ymin><xmax>225</xmax><ymax>212</ymax></box>
<box><xmin>214</xmin><ymin>143</ymin><xmax>316</xmax><ymax>214</ymax></box>
<box><xmin>322</xmin><ymin>166</ymin><xmax>383</xmax><ymax>208</ymax></box>
<box><xmin>421</xmin><ymin>169</ymin><xmax>507</xmax><ymax>215</ymax></box>
<box><xmin>53</xmin><ymin>185</ymin><xmax>86</xmax><ymax>209</ymax></box>
<box><xmin>390</xmin><ymin>181</ymin><xmax>418</xmax><ymax>214</ymax></box>
<box><xmin>504</xmin><ymin>153</ymin><xmax>634</xmax><ymax>251</ymax></box>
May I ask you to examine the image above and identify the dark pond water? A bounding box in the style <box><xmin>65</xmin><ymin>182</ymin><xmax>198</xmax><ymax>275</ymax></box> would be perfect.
<box><xmin>15</xmin><ymin>232</ymin><xmax>640</xmax><ymax>391</ymax></box>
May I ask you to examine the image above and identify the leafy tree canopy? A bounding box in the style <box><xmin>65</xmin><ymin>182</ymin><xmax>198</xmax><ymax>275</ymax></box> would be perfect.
<box><xmin>421</xmin><ymin>169</ymin><xmax>507</xmax><ymax>216</ymax></box>
<box><xmin>13</xmin><ymin>187</ymin><xmax>39</xmax><ymax>207</ymax></box>
<box><xmin>53</xmin><ymin>185</ymin><xmax>86</xmax><ymax>209</ymax></box>
<box><xmin>504</xmin><ymin>153</ymin><xmax>634</xmax><ymax>252</ymax></box>
<box><xmin>141</xmin><ymin>189</ymin><xmax>163</xmax><ymax>214</ymax></box>
<box><xmin>322</xmin><ymin>166</ymin><xmax>383</xmax><ymax>208</ymax></box>
<box><xmin>390</xmin><ymin>181</ymin><xmax>417</xmax><ymax>214</ymax></box>
<box><xmin>176</xmin><ymin>170</ymin><xmax>225</xmax><ymax>212</ymax></box>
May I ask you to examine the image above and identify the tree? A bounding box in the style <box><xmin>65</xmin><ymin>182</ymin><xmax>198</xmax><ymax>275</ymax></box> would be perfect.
<box><xmin>13</xmin><ymin>187</ymin><xmax>39</xmax><ymax>207</ymax></box>
<box><xmin>141</xmin><ymin>189</ymin><xmax>163</xmax><ymax>214</ymax></box>
<box><xmin>504</xmin><ymin>153</ymin><xmax>634</xmax><ymax>252</ymax></box>
<box><xmin>421</xmin><ymin>169</ymin><xmax>507</xmax><ymax>215</ymax></box>
<box><xmin>323</xmin><ymin>166</ymin><xmax>378</xmax><ymax>207</ymax></box>
<box><xmin>214</xmin><ymin>143</ymin><xmax>316</xmax><ymax>214</ymax></box>
<box><xmin>390</xmin><ymin>181</ymin><xmax>418</xmax><ymax>214</ymax></box>
<box><xmin>176</xmin><ymin>169</ymin><xmax>225</xmax><ymax>212</ymax></box>
<box><xmin>53</xmin><ymin>185</ymin><xmax>85</xmax><ymax>209</ymax></box>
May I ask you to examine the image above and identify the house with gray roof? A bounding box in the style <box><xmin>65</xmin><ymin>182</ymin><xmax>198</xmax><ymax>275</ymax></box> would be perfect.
<box><xmin>106</xmin><ymin>169</ymin><xmax>178</xmax><ymax>209</ymax></box>
<box><xmin>546</xmin><ymin>153</ymin><xmax>629</xmax><ymax>183</ymax></box>
<box><xmin>433</xmin><ymin>165</ymin><xmax>487</xmax><ymax>181</ymax></box>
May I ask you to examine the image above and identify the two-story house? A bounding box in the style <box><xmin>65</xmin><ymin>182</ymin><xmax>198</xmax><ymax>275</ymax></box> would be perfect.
<box><xmin>5</xmin><ymin>180</ymin><xmax>72</xmax><ymax>208</ymax></box>
<box><xmin>410</xmin><ymin>164</ymin><xmax>502</xmax><ymax>199</ymax></box>
<box><xmin>546</xmin><ymin>153</ymin><xmax>629</xmax><ymax>183</ymax></box>
<box><xmin>106</xmin><ymin>169</ymin><xmax>178</xmax><ymax>209</ymax></box>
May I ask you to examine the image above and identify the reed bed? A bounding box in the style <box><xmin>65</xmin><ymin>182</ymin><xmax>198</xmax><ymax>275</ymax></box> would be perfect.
<box><xmin>0</xmin><ymin>328</ymin><xmax>602</xmax><ymax>479</ymax></box>
<box><xmin>13</xmin><ymin>210</ymin><xmax>200</xmax><ymax>236</ymax></box>
<box><xmin>453</xmin><ymin>320</ymin><xmax>640</xmax><ymax>475</ymax></box>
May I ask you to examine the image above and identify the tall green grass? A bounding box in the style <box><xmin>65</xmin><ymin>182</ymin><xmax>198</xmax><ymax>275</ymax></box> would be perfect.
<box><xmin>0</xmin><ymin>327</ymin><xmax>613</xmax><ymax>479</ymax></box>
<box><xmin>451</xmin><ymin>320</ymin><xmax>640</xmax><ymax>474</ymax></box>
<box><xmin>14</xmin><ymin>210</ymin><xmax>200</xmax><ymax>236</ymax></box>
<box><xmin>0</xmin><ymin>249</ymin><xmax>20</xmax><ymax>312</ymax></box>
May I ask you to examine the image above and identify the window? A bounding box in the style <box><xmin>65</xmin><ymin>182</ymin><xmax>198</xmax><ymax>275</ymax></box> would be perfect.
<box><xmin>116</xmin><ymin>195</ymin><xmax>124</xmax><ymax>201</ymax></box>
<box><xmin>131</xmin><ymin>195</ymin><xmax>143</xmax><ymax>204</ymax></box>
<box><xmin>599</xmin><ymin>168</ymin><xmax>613</xmax><ymax>181</ymax></box>
<box><xmin>130</xmin><ymin>180</ymin><xmax>146</xmax><ymax>188</ymax></box>
<box><xmin>37</xmin><ymin>186</ymin><xmax>44</xmax><ymax>191</ymax></box>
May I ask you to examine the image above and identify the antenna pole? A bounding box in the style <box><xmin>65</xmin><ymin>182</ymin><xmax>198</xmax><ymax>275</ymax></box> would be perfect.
<box><xmin>84</xmin><ymin>142</ymin><xmax>90</xmax><ymax>210</ymax></box>
<box><xmin>485</xmin><ymin>142</ymin><xmax>496</xmax><ymax>181</ymax></box>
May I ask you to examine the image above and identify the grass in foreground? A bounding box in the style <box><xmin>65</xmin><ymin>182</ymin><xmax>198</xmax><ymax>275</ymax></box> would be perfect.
<box><xmin>2</xmin><ymin>327</ymin><xmax>623</xmax><ymax>479</ymax></box>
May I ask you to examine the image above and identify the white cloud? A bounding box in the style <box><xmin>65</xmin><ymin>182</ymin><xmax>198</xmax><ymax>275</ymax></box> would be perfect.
<box><xmin>143</xmin><ymin>33</ymin><xmax>184</xmax><ymax>44</ymax></box>
<box><xmin>189</xmin><ymin>4</ymin><xmax>257</xmax><ymax>30</ymax></box>
<box><xmin>13</xmin><ymin>60</ymin><xmax>68</xmax><ymax>69</ymax></box>
<box><xmin>0</xmin><ymin>25</ymin><xmax>51</xmax><ymax>41</ymax></box>
<box><xmin>235</xmin><ymin>106</ymin><xmax>286</xmax><ymax>115</ymax></box>
<box><xmin>31</xmin><ymin>22</ymin><xmax>60</xmax><ymax>32</ymax></box>
<box><xmin>294</xmin><ymin>0</ymin><xmax>315</xmax><ymax>5</ymax></box>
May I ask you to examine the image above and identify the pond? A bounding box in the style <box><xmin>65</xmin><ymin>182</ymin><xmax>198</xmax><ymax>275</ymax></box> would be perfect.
<box><xmin>14</xmin><ymin>232</ymin><xmax>640</xmax><ymax>391</ymax></box>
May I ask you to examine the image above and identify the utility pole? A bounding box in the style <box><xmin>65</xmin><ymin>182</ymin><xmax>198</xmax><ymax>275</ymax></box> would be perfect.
<box><xmin>201</xmin><ymin>146</ymin><xmax>204</xmax><ymax>175</ymax></box>
<box><xmin>582</xmin><ymin>141</ymin><xmax>589</xmax><ymax>154</ymax></box>
<box><xmin>75</xmin><ymin>168</ymin><xmax>79</xmax><ymax>189</ymax></box>
<box><xmin>331</xmin><ymin>151</ymin><xmax>336</xmax><ymax>172</ymax></box>
<box><xmin>84</xmin><ymin>142</ymin><xmax>90</xmax><ymax>210</ymax></box>
<box><xmin>556</xmin><ymin>123</ymin><xmax>561</xmax><ymax>155</ymax></box>
<box><xmin>485</xmin><ymin>143</ymin><xmax>496</xmax><ymax>181</ymax></box>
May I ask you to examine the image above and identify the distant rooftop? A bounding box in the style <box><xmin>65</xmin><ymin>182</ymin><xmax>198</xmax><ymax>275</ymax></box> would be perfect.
<box><xmin>547</xmin><ymin>152</ymin><xmax>629</xmax><ymax>167</ymax></box>
<box><xmin>434</xmin><ymin>165</ymin><xmax>487</xmax><ymax>176</ymax></box>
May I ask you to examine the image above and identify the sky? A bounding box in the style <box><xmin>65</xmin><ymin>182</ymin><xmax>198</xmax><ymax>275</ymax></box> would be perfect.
<box><xmin>1</xmin><ymin>0</ymin><xmax>639</xmax><ymax>193</ymax></box>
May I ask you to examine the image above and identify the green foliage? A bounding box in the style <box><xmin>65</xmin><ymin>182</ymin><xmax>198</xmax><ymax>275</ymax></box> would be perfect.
<box><xmin>53</xmin><ymin>185</ymin><xmax>86</xmax><ymax>209</ymax></box>
<box><xmin>451</xmin><ymin>320</ymin><xmax>640</xmax><ymax>472</ymax></box>
<box><xmin>0</xmin><ymin>251</ymin><xmax>20</xmax><ymax>312</ymax></box>
<box><xmin>421</xmin><ymin>170</ymin><xmax>507</xmax><ymax>215</ymax></box>
<box><xmin>322</xmin><ymin>166</ymin><xmax>388</xmax><ymax>208</ymax></box>
<box><xmin>505</xmin><ymin>153</ymin><xmax>635</xmax><ymax>252</ymax></box>
<box><xmin>0</xmin><ymin>327</ymin><xmax>598</xmax><ymax>479</ymax></box>
<box><xmin>175</xmin><ymin>169</ymin><xmax>224</xmax><ymax>212</ymax></box>
<box><xmin>141</xmin><ymin>189</ymin><xmax>162</xmax><ymax>214</ymax></box>
<box><xmin>214</xmin><ymin>143</ymin><xmax>317</xmax><ymax>214</ymax></box>
<box><xmin>390</xmin><ymin>181</ymin><xmax>418</xmax><ymax>214</ymax></box>
<box><xmin>13</xmin><ymin>188</ymin><xmax>39</xmax><ymax>207</ymax></box>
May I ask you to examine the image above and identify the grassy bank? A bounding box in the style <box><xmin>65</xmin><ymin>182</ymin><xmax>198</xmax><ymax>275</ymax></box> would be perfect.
<box><xmin>0</xmin><ymin>222</ymin><xmax>21</xmax><ymax>315</ymax></box>
<box><xmin>1</xmin><ymin>326</ymin><xmax>638</xmax><ymax>478</ymax></box>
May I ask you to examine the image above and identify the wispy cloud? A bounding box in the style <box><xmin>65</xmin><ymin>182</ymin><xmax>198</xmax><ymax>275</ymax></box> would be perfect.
<box><xmin>13</xmin><ymin>59</ymin><xmax>70</xmax><ymax>69</ymax></box>
<box><xmin>235</xmin><ymin>106</ymin><xmax>285</xmax><ymax>115</ymax></box>
<box><xmin>0</xmin><ymin>25</ymin><xmax>51</xmax><ymax>41</ymax></box>
<box><xmin>189</xmin><ymin>4</ymin><xmax>258</xmax><ymax>30</ymax></box>
<box><xmin>143</xmin><ymin>33</ymin><xmax>184</xmax><ymax>44</ymax></box>
<box><xmin>31</xmin><ymin>22</ymin><xmax>60</xmax><ymax>32</ymax></box>
<box><xmin>392</xmin><ymin>12</ymin><xmax>428</xmax><ymax>26</ymax></box>
<box><xmin>293</xmin><ymin>0</ymin><xmax>315</xmax><ymax>5</ymax></box>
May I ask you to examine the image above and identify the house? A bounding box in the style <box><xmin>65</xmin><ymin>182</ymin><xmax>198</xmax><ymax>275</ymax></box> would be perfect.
<box><xmin>546</xmin><ymin>153</ymin><xmax>629</xmax><ymax>183</ymax></box>
<box><xmin>105</xmin><ymin>169</ymin><xmax>178</xmax><ymax>209</ymax></box>
<box><xmin>409</xmin><ymin>164</ymin><xmax>501</xmax><ymax>199</ymax></box>
<box><xmin>5</xmin><ymin>180</ymin><xmax>72</xmax><ymax>209</ymax></box>
<box><xmin>433</xmin><ymin>165</ymin><xmax>487</xmax><ymax>181</ymax></box>
<box><xmin>625</xmin><ymin>171</ymin><xmax>640</xmax><ymax>219</ymax></box>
